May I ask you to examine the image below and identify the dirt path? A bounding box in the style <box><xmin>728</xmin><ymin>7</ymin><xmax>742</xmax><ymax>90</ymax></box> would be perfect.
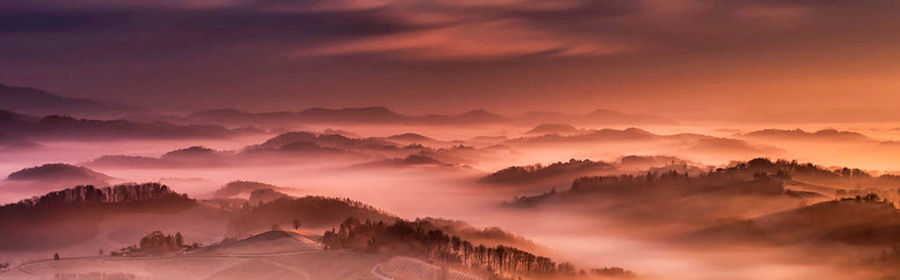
<box><xmin>6</xmin><ymin>250</ymin><xmax>317</xmax><ymax>280</ymax></box>
<box><xmin>370</xmin><ymin>263</ymin><xmax>393</xmax><ymax>280</ymax></box>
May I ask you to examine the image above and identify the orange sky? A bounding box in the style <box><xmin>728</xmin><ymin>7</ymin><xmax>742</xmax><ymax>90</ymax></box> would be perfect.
<box><xmin>1</xmin><ymin>0</ymin><xmax>899</xmax><ymax>122</ymax></box>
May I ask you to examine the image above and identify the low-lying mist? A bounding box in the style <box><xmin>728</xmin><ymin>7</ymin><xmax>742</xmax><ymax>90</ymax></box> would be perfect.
<box><xmin>3</xmin><ymin>122</ymin><xmax>900</xmax><ymax>279</ymax></box>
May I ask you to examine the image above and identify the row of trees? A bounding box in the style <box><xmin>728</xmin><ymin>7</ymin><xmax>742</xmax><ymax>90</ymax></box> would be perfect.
<box><xmin>139</xmin><ymin>231</ymin><xmax>185</xmax><ymax>253</ymax></box>
<box><xmin>323</xmin><ymin>218</ymin><xmax>630</xmax><ymax>279</ymax></box>
<box><xmin>482</xmin><ymin>158</ymin><xmax>615</xmax><ymax>183</ymax></box>
<box><xmin>111</xmin><ymin>230</ymin><xmax>202</xmax><ymax>257</ymax></box>
<box><xmin>228</xmin><ymin>195</ymin><xmax>395</xmax><ymax>234</ymax></box>
<box><xmin>510</xmin><ymin>158</ymin><xmax>805</xmax><ymax>208</ymax></box>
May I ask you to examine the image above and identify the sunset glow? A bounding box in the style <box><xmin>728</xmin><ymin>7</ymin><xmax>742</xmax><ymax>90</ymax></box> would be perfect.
<box><xmin>1</xmin><ymin>1</ymin><xmax>900</xmax><ymax>280</ymax></box>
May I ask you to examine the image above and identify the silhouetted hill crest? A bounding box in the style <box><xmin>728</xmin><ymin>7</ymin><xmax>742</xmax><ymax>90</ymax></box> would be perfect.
<box><xmin>5</xmin><ymin>183</ymin><xmax>192</xmax><ymax>209</ymax></box>
<box><xmin>694</xmin><ymin>196</ymin><xmax>900</xmax><ymax>245</ymax></box>
<box><xmin>741</xmin><ymin>128</ymin><xmax>869</xmax><ymax>141</ymax></box>
<box><xmin>526</xmin><ymin>123</ymin><xmax>579</xmax><ymax>135</ymax></box>
<box><xmin>521</xmin><ymin>109</ymin><xmax>674</xmax><ymax>125</ymax></box>
<box><xmin>6</xmin><ymin>163</ymin><xmax>111</xmax><ymax>184</ymax></box>
<box><xmin>0</xmin><ymin>83</ymin><xmax>111</xmax><ymax>117</ymax></box>
<box><xmin>213</xmin><ymin>180</ymin><xmax>282</xmax><ymax>199</ymax></box>
<box><xmin>483</xmin><ymin>159</ymin><xmax>616</xmax><ymax>184</ymax></box>
<box><xmin>161</xmin><ymin>146</ymin><xmax>217</xmax><ymax>158</ymax></box>
<box><xmin>385</xmin><ymin>133</ymin><xmax>437</xmax><ymax>143</ymax></box>
<box><xmin>0</xmin><ymin>109</ymin><xmax>247</xmax><ymax>141</ymax></box>
<box><xmin>185</xmin><ymin>107</ymin><xmax>509</xmax><ymax>126</ymax></box>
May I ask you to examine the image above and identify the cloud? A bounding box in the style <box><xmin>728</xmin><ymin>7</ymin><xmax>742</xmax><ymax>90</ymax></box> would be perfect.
<box><xmin>276</xmin><ymin>0</ymin><xmax>855</xmax><ymax>61</ymax></box>
<box><xmin>0</xmin><ymin>0</ymin><xmax>252</xmax><ymax>10</ymax></box>
<box><xmin>0</xmin><ymin>0</ymin><xmax>874</xmax><ymax>63</ymax></box>
<box><xmin>0</xmin><ymin>0</ymin><xmax>895</xmax><ymax>65</ymax></box>
<box><xmin>269</xmin><ymin>0</ymin><xmax>393</xmax><ymax>12</ymax></box>
<box><xmin>4</xmin><ymin>0</ymin><xmax>900</xmax><ymax>117</ymax></box>
<box><xmin>298</xmin><ymin>19</ymin><xmax>630</xmax><ymax>61</ymax></box>
<box><xmin>270</xmin><ymin>0</ymin><xmax>636</xmax><ymax>61</ymax></box>
<box><xmin>732</xmin><ymin>4</ymin><xmax>813</xmax><ymax>27</ymax></box>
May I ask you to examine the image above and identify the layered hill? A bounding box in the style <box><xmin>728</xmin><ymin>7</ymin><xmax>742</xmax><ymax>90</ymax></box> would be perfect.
<box><xmin>201</xmin><ymin>230</ymin><xmax>322</xmax><ymax>255</ymax></box>
<box><xmin>351</xmin><ymin>155</ymin><xmax>462</xmax><ymax>170</ymax></box>
<box><xmin>6</xmin><ymin>163</ymin><xmax>111</xmax><ymax>185</ymax></box>
<box><xmin>0</xmin><ymin>109</ymin><xmax>248</xmax><ymax>141</ymax></box>
<box><xmin>227</xmin><ymin>195</ymin><xmax>398</xmax><ymax>235</ymax></box>
<box><xmin>2</xmin><ymin>163</ymin><xmax>113</xmax><ymax>195</ymax></box>
<box><xmin>323</xmin><ymin>217</ymin><xmax>631</xmax><ymax>280</ymax></box>
<box><xmin>186</xmin><ymin>107</ymin><xmax>507</xmax><ymax>127</ymax></box>
<box><xmin>506</xmin><ymin>127</ymin><xmax>780</xmax><ymax>160</ymax></box>
<box><xmin>694</xmin><ymin>196</ymin><xmax>900</xmax><ymax>246</ymax></box>
<box><xmin>482</xmin><ymin>159</ymin><xmax>616</xmax><ymax>184</ymax></box>
<box><xmin>0</xmin><ymin>132</ymin><xmax>39</xmax><ymax>151</ymax></box>
<box><xmin>520</xmin><ymin>109</ymin><xmax>673</xmax><ymax>126</ymax></box>
<box><xmin>87</xmin><ymin>131</ymin><xmax>440</xmax><ymax>168</ymax></box>
<box><xmin>0</xmin><ymin>183</ymin><xmax>195</xmax><ymax>250</ymax></box>
<box><xmin>740</xmin><ymin>128</ymin><xmax>870</xmax><ymax>142</ymax></box>
<box><xmin>504</xmin><ymin>158</ymin><xmax>846</xmax><ymax>233</ymax></box>
<box><xmin>211</xmin><ymin>181</ymin><xmax>284</xmax><ymax>199</ymax></box>
<box><xmin>525</xmin><ymin>123</ymin><xmax>581</xmax><ymax>135</ymax></box>
<box><xmin>481</xmin><ymin>156</ymin><xmax>699</xmax><ymax>189</ymax></box>
<box><xmin>0</xmin><ymin>83</ymin><xmax>112</xmax><ymax>117</ymax></box>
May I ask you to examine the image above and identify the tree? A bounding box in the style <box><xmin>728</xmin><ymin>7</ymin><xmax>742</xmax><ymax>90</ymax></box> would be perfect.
<box><xmin>175</xmin><ymin>232</ymin><xmax>184</xmax><ymax>247</ymax></box>
<box><xmin>293</xmin><ymin>218</ymin><xmax>301</xmax><ymax>230</ymax></box>
<box><xmin>139</xmin><ymin>231</ymin><xmax>180</xmax><ymax>253</ymax></box>
<box><xmin>558</xmin><ymin>262</ymin><xmax>576</xmax><ymax>275</ymax></box>
<box><xmin>98</xmin><ymin>249</ymin><xmax>104</xmax><ymax>255</ymax></box>
<box><xmin>53</xmin><ymin>253</ymin><xmax>60</xmax><ymax>260</ymax></box>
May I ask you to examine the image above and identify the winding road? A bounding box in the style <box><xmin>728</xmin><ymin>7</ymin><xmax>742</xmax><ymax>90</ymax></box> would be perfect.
<box><xmin>370</xmin><ymin>263</ymin><xmax>393</xmax><ymax>280</ymax></box>
<box><xmin>3</xmin><ymin>250</ymin><xmax>321</xmax><ymax>280</ymax></box>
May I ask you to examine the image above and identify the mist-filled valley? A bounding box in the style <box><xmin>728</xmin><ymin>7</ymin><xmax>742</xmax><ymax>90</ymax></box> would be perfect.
<box><xmin>4</xmin><ymin>2</ymin><xmax>900</xmax><ymax>278</ymax></box>
<box><xmin>3</xmin><ymin>85</ymin><xmax>900</xmax><ymax>280</ymax></box>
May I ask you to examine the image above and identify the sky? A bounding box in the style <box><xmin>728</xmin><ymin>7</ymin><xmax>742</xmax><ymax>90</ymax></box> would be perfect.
<box><xmin>1</xmin><ymin>0</ymin><xmax>899</xmax><ymax>122</ymax></box>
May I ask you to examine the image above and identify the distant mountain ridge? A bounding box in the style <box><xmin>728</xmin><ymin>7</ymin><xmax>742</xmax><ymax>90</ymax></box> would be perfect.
<box><xmin>186</xmin><ymin>106</ymin><xmax>507</xmax><ymax>127</ymax></box>
<box><xmin>86</xmin><ymin>131</ymin><xmax>440</xmax><ymax>169</ymax></box>
<box><xmin>0</xmin><ymin>83</ymin><xmax>671</xmax><ymax>127</ymax></box>
<box><xmin>0</xmin><ymin>83</ymin><xmax>117</xmax><ymax>117</ymax></box>
<box><xmin>741</xmin><ymin>129</ymin><xmax>870</xmax><ymax>141</ymax></box>
<box><xmin>507</xmin><ymin>127</ymin><xmax>777</xmax><ymax>157</ymax></box>
<box><xmin>520</xmin><ymin>109</ymin><xmax>674</xmax><ymax>125</ymax></box>
<box><xmin>0</xmin><ymin>109</ymin><xmax>251</xmax><ymax>141</ymax></box>
<box><xmin>184</xmin><ymin>106</ymin><xmax>671</xmax><ymax>127</ymax></box>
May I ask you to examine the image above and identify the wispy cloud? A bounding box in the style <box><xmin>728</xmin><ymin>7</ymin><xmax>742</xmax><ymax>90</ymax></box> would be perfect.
<box><xmin>3</xmin><ymin>0</ymin><xmax>900</xmax><ymax>117</ymax></box>
<box><xmin>298</xmin><ymin>19</ymin><xmax>630</xmax><ymax>61</ymax></box>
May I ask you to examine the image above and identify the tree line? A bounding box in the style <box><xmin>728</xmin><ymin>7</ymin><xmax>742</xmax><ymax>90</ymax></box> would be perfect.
<box><xmin>323</xmin><ymin>217</ymin><xmax>632</xmax><ymax>279</ymax></box>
